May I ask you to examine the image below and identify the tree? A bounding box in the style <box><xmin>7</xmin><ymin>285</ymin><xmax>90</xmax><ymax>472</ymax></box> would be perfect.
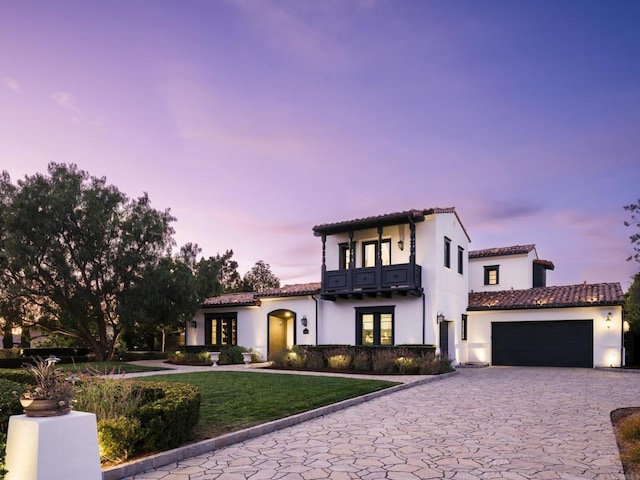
<box><xmin>194</xmin><ymin>250</ymin><xmax>242</xmax><ymax>301</ymax></box>
<box><xmin>120</xmin><ymin>256</ymin><xmax>198</xmax><ymax>352</ymax></box>
<box><xmin>624</xmin><ymin>199</ymin><xmax>640</xmax><ymax>264</ymax></box>
<box><xmin>243</xmin><ymin>260</ymin><xmax>280</xmax><ymax>292</ymax></box>
<box><xmin>0</xmin><ymin>163</ymin><xmax>175</xmax><ymax>360</ymax></box>
<box><xmin>625</xmin><ymin>274</ymin><xmax>640</xmax><ymax>334</ymax></box>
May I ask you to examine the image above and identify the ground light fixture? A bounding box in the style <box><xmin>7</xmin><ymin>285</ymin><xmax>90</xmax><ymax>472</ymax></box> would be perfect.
<box><xmin>605</xmin><ymin>313</ymin><xmax>612</xmax><ymax>329</ymax></box>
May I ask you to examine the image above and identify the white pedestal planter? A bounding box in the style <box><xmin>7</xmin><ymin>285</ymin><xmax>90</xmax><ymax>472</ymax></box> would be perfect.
<box><xmin>5</xmin><ymin>411</ymin><xmax>101</xmax><ymax>480</ymax></box>
<box><xmin>209</xmin><ymin>351</ymin><xmax>220</xmax><ymax>366</ymax></box>
<box><xmin>242</xmin><ymin>352</ymin><xmax>252</xmax><ymax>366</ymax></box>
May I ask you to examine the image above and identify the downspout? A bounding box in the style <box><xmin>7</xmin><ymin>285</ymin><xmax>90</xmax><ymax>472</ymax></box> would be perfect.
<box><xmin>313</xmin><ymin>295</ymin><xmax>319</xmax><ymax>346</ymax></box>
<box><xmin>422</xmin><ymin>292</ymin><xmax>426</xmax><ymax>345</ymax></box>
<box><xmin>621</xmin><ymin>308</ymin><xmax>626</xmax><ymax>367</ymax></box>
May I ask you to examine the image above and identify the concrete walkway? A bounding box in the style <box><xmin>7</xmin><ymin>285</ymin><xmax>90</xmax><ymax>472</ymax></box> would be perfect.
<box><xmin>115</xmin><ymin>366</ymin><xmax>640</xmax><ymax>480</ymax></box>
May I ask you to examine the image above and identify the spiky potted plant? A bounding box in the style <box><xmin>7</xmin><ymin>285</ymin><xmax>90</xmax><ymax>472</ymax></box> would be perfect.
<box><xmin>20</xmin><ymin>356</ymin><xmax>76</xmax><ymax>417</ymax></box>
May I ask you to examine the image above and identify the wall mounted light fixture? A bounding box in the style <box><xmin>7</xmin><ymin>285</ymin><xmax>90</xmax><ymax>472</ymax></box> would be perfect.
<box><xmin>605</xmin><ymin>313</ymin><xmax>612</xmax><ymax>329</ymax></box>
<box><xmin>437</xmin><ymin>313</ymin><xmax>445</xmax><ymax>324</ymax></box>
<box><xmin>398</xmin><ymin>239</ymin><xmax>404</xmax><ymax>251</ymax></box>
<box><xmin>190</xmin><ymin>320</ymin><xmax>197</xmax><ymax>328</ymax></box>
<box><xmin>301</xmin><ymin>315</ymin><xmax>308</xmax><ymax>327</ymax></box>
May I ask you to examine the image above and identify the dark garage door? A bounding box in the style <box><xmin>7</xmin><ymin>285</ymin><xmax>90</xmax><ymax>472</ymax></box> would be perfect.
<box><xmin>492</xmin><ymin>320</ymin><xmax>593</xmax><ymax>367</ymax></box>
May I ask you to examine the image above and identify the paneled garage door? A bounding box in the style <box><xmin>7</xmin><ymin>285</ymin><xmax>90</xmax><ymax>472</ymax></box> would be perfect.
<box><xmin>492</xmin><ymin>320</ymin><xmax>593</xmax><ymax>367</ymax></box>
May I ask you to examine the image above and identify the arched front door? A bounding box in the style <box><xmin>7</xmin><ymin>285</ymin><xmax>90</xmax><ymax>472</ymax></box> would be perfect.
<box><xmin>268</xmin><ymin>309</ymin><xmax>296</xmax><ymax>361</ymax></box>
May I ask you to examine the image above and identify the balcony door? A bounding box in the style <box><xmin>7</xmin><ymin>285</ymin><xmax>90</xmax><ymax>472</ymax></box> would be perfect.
<box><xmin>362</xmin><ymin>239</ymin><xmax>391</xmax><ymax>268</ymax></box>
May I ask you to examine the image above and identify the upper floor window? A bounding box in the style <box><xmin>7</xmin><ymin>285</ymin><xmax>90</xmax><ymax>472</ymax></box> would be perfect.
<box><xmin>339</xmin><ymin>243</ymin><xmax>354</xmax><ymax>270</ymax></box>
<box><xmin>457</xmin><ymin>246</ymin><xmax>464</xmax><ymax>274</ymax></box>
<box><xmin>444</xmin><ymin>237</ymin><xmax>451</xmax><ymax>268</ymax></box>
<box><xmin>484</xmin><ymin>265</ymin><xmax>499</xmax><ymax>285</ymax></box>
<box><xmin>362</xmin><ymin>239</ymin><xmax>391</xmax><ymax>268</ymax></box>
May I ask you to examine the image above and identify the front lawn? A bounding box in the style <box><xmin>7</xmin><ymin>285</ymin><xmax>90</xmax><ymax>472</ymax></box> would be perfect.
<box><xmin>58</xmin><ymin>361</ymin><xmax>172</xmax><ymax>375</ymax></box>
<box><xmin>138</xmin><ymin>371</ymin><xmax>399</xmax><ymax>440</ymax></box>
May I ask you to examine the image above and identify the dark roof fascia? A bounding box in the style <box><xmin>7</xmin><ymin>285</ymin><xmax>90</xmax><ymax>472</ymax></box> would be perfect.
<box><xmin>313</xmin><ymin>210</ymin><xmax>426</xmax><ymax>236</ymax></box>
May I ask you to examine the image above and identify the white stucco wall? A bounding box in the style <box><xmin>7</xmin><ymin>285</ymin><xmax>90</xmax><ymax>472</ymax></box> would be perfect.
<box><xmin>466</xmin><ymin>306</ymin><xmax>624</xmax><ymax>367</ymax></box>
<box><xmin>469</xmin><ymin>251</ymin><xmax>536</xmax><ymax>292</ymax></box>
<box><xmin>318</xmin><ymin>211</ymin><xmax>470</xmax><ymax>363</ymax></box>
<box><xmin>189</xmin><ymin>296</ymin><xmax>317</xmax><ymax>361</ymax></box>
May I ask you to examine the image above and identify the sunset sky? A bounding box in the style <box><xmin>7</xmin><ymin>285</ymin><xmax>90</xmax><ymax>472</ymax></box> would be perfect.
<box><xmin>1</xmin><ymin>1</ymin><xmax>639</xmax><ymax>289</ymax></box>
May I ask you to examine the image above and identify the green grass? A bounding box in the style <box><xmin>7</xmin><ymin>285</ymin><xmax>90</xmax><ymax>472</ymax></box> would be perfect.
<box><xmin>58</xmin><ymin>361</ymin><xmax>172</xmax><ymax>375</ymax></box>
<box><xmin>138</xmin><ymin>371</ymin><xmax>399</xmax><ymax>439</ymax></box>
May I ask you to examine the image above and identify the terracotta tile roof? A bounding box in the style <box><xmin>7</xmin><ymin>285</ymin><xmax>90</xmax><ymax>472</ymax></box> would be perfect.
<box><xmin>313</xmin><ymin>207</ymin><xmax>471</xmax><ymax>241</ymax></box>
<box><xmin>201</xmin><ymin>282</ymin><xmax>321</xmax><ymax>308</ymax></box>
<box><xmin>469</xmin><ymin>244</ymin><xmax>536</xmax><ymax>259</ymax></box>
<box><xmin>201</xmin><ymin>292</ymin><xmax>258</xmax><ymax>307</ymax></box>
<box><xmin>258</xmin><ymin>282</ymin><xmax>322</xmax><ymax>298</ymax></box>
<box><xmin>468</xmin><ymin>283</ymin><xmax>624</xmax><ymax>311</ymax></box>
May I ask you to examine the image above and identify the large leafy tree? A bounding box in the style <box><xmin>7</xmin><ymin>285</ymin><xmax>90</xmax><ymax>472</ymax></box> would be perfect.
<box><xmin>243</xmin><ymin>260</ymin><xmax>280</xmax><ymax>292</ymax></box>
<box><xmin>624</xmin><ymin>199</ymin><xmax>640</xmax><ymax>264</ymax></box>
<box><xmin>0</xmin><ymin>163</ymin><xmax>175</xmax><ymax>360</ymax></box>
<box><xmin>120</xmin><ymin>256</ymin><xmax>198</xmax><ymax>352</ymax></box>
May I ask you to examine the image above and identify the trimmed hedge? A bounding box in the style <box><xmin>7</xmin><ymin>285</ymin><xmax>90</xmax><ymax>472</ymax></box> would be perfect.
<box><xmin>0</xmin><ymin>378</ymin><xmax>27</xmax><ymax>477</ymax></box>
<box><xmin>271</xmin><ymin>344</ymin><xmax>452</xmax><ymax>375</ymax></box>
<box><xmin>91</xmin><ymin>380</ymin><xmax>200</xmax><ymax>462</ymax></box>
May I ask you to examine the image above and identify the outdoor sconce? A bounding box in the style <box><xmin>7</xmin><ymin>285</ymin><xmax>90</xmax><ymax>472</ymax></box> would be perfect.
<box><xmin>436</xmin><ymin>313</ymin><xmax>445</xmax><ymax>324</ymax></box>
<box><xmin>605</xmin><ymin>313</ymin><xmax>612</xmax><ymax>329</ymax></box>
<box><xmin>190</xmin><ymin>320</ymin><xmax>197</xmax><ymax>328</ymax></box>
<box><xmin>301</xmin><ymin>315</ymin><xmax>308</xmax><ymax>327</ymax></box>
<box><xmin>398</xmin><ymin>239</ymin><xmax>404</xmax><ymax>251</ymax></box>
<box><xmin>303</xmin><ymin>328</ymin><xmax>309</xmax><ymax>335</ymax></box>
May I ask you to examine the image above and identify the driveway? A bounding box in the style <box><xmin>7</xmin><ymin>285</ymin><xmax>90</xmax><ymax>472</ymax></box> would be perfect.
<box><xmin>124</xmin><ymin>367</ymin><xmax>640</xmax><ymax>479</ymax></box>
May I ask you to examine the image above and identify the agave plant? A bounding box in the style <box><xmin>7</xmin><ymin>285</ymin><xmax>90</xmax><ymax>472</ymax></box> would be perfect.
<box><xmin>22</xmin><ymin>356</ymin><xmax>75</xmax><ymax>408</ymax></box>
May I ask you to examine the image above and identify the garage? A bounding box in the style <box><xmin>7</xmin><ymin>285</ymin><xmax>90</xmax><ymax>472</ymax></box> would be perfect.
<box><xmin>492</xmin><ymin>320</ymin><xmax>593</xmax><ymax>368</ymax></box>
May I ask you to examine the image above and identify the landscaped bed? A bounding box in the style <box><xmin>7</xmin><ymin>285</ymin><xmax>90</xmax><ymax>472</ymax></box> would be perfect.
<box><xmin>612</xmin><ymin>407</ymin><xmax>640</xmax><ymax>480</ymax></box>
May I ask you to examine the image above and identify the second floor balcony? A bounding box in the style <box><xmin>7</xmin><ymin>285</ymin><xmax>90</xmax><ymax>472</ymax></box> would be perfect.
<box><xmin>321</xmin><ymin>263</ymin><xmax>422</xmax><ymax>300</ymax></box>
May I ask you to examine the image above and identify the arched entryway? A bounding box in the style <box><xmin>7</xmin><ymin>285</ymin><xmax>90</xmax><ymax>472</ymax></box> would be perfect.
<box><xmin>268</xmin><ymin>309</ymin><xmax>296</xmax><ymax>361</ymax></box>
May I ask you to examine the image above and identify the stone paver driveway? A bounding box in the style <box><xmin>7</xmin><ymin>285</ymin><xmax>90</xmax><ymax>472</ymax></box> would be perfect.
<box><xmin>126</xmin><ymin>367</ymin><xmax>640</xmax><ymax>479</ymax></box>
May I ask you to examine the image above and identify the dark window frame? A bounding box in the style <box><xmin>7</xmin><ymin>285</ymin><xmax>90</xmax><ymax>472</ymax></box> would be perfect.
<box><xmin>444</xmin><ymin>237</ymin><xmax>452</xmax><ymax>268</ymax></box>
<box><xmin>484</xmin><ymin>265</ymin><xmax>499</xmax><ymax>285</ymax></box>
<box><xmin>339</xmin><ymin>242</ymin><xmax>355</xmax><ymax>270</ymax></box>
<box><xmin>461</xmin><ymin>314</ymin><xmax>468</xmax><ymax>341</ymax></box>
<box><xmin>457</xmin><ymin>246</ymin><xmax>464</xmax><ymax>275</ymax></box>
<box><xmin>355</xmin><ymin>306</ymin><xmax>395</xmax><ymax>346</ymax></box>
<box><xmin>204</xmin><ymin>312</ymin><xmax>238</xmax><ymax>346</ymax></box>
<box><xmin>362</xmin><ymin>238</ymin><xmax>391</xmax><ymax>268</ymax></box>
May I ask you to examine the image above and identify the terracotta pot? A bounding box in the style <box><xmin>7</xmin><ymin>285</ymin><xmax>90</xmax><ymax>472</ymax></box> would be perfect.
<box><xmin>19</xmin><ymin>397</ymin><xmax>71</xmax><ymax>417</ymax></box>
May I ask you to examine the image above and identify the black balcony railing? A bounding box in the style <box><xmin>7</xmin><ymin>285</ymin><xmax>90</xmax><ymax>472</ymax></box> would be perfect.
<box><xmin>321</xmin><ymin>263</ymin><xmax>422</xmax><ymax>299</ymax></box>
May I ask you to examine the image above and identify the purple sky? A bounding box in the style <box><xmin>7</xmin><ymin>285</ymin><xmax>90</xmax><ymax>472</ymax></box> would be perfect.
<box><xmin>1</xmin><ymin>1</ymin><xmax>639</xmax><ymax>289</ymax></box>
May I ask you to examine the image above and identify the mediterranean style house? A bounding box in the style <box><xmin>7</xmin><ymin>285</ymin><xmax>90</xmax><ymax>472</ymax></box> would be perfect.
<box><xmin>188</xmin><ymin>207</ymin><xmax>626</xmax><ymax>368</ymax></box>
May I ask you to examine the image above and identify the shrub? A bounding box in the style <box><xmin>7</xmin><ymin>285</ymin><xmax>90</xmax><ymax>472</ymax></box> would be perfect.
<box><xmin>0</xmin><ymin>369</ymin><xmax>35</xmax><ymax>385</ymax></box>
<box><xmin>371</xmin><ymin>349</ymin><xmax>398</xmax><ymax>373</ymax></box>
<box><xmin>167</xmin><ymin>351</ymin><xmax>212</xmax><ymax>366</ymax></box>
<box><xmin>325</xmin><ymin>348</ymin><xmax>352</xmax><ymax>370</ymax></box>
<box><xmin>305</xmin><ymin>350</ymin><xmax>325</xmax><ymax>369</ymax></box>
<box><xmin>352</xmin><ymin>352</ymin><xmax>370</xmax><ymax>371</ymax></box>
<box><xmin>392</xmin><ymin>349</ymin><xmax>420</xmax><ymax>374</ymax></box>
<box><xmin>132</xmin><ymin>381</ymin><xmax>200</xmax><ymax>453</ymax></box>
<box><xmin>623</xmin><ymin>441</ymin><xmax>640</xmax><ymax>466</ymax></box>
<box><xmin>75</xmin><ymin>377</ymin><xmax>200</xmax><ymax>462</ymax></box>
<box><xmin>418</xmin><ymin>354</ymin><xmax>454</xmax><ymax>375</ymax></box>
<box><xmin>620</xmin><ymin>414</ymin><xmax>640</xmax><ymax>443</ymax></box>
<box><xmin>74</xmin><ymin>377</ymin><xmax>145</xmax><ymax>422</ymax></box>
<box><xmin>271</xmin><ymin>347</ymin><xmax>306</xmax><ymax>368</ymax></box>
<box><xmin>0</xmin><ymin>378</ymin><xmax>26</xmax><ymax>477</ymax></box>
<box><xmin>217</xmin><ymin>346</ymin><xmax>248</xmax><ymax>365</ymax></box>
<box><xmin>98</xmin><ymin>416</ymin><xmax>142</xmax><ymax>463</ymax></box>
